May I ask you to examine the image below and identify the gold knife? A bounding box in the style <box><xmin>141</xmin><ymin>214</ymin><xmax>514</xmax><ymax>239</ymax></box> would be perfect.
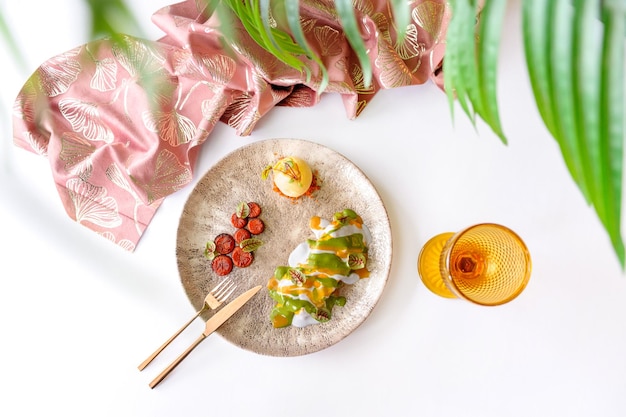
<box><xmin>149</xmin><ymin>285</ymin><xmax>262</xmax><ymax>388</ymax></box>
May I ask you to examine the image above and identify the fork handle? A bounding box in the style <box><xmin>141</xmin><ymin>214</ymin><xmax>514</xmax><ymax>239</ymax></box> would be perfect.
<box><xmin>137</xmin><ymin>310</ymin><xmax>202</xmax><ymax>371</ymax></box>
<box><xmin>149</xmin><ymin>334</ymin><xmax>207</xmax><ymax>389</ymax></box>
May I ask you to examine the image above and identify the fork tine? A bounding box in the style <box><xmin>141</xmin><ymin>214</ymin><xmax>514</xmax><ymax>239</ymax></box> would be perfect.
<box><xmin>213</xmin><ymin>279</ymin><xmax>236</xmax><ymax>302</ymax></box>
<box><xmin>211</xmin><ymin>278</ymin><xmax>237</xmax><ymax>302</ymax></box>
<box><xmin>211</xmin><ymin>277</ymin><xmax>230</xmax><ymax>293</ymax></box>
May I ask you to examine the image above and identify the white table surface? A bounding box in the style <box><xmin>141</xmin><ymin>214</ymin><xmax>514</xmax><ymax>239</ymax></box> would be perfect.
<box><xmin>2</xmin><ymin>1</ymin><xmax>625</xmax><ymax>416</ymax></box>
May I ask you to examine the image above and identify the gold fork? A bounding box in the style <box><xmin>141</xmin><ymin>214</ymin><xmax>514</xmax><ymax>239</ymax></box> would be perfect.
<box><xmin>137</xmin><ymin>278</ymin><xmax>236</xmax><ymax>371</ymax></box>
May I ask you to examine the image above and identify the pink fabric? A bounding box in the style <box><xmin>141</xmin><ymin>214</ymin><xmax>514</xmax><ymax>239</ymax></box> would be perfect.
<box><xmin>12</xmin><ymin>0</ymin><xmax>450</xmax><ymax>251</ymax></box>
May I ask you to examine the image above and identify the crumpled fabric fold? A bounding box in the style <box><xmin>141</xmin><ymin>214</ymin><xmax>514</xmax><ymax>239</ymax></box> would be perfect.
<box><xmin>12</xmin><ymin>0</ymin><xmax>450</xmax><ymax>251</ymax></box>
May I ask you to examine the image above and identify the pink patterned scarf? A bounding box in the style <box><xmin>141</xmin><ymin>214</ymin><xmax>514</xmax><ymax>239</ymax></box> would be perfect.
<box><xmin>12</xmin><ymin>0</ymin><xmax>450</xmax><ymax>251</ymax></box>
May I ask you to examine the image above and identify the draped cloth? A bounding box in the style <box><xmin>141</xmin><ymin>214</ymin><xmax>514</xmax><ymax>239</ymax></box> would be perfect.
<box><xmin>12</xmin><ymin>0</ymin><xmax>450</xmax><ymax>251</ymax></box>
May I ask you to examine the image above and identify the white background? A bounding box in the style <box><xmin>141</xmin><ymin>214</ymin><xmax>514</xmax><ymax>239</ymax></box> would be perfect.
<box><xmin>1</xmin><ymin>1</ymin><xmax>625</xmax><ymax>416</ymax></box>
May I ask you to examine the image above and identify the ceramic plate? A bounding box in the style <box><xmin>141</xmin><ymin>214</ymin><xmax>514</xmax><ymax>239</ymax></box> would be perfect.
<box><xmin>176</xmin><ymin>138</ymin><xmax>392</xmax><ymax>356</ymax></box>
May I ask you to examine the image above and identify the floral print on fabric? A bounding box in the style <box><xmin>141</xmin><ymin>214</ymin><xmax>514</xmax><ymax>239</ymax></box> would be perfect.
<box><xmin>12</xmin><ymin>0</ymin><xmax>450</xmax><ymax>251</ymax></box>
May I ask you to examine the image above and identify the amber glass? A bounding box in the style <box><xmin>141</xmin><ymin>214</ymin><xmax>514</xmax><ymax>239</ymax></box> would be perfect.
<box><xmin>417</xmin><ymin>223</ymin><xmax>532</xmax><ymax>306</ymax></box>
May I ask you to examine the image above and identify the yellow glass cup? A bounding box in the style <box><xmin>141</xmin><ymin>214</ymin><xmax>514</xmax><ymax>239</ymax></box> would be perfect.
<box><xmin>417</xmin><ymin>223</ymin><xmax>532</xmax><ymax>306</ymax></box>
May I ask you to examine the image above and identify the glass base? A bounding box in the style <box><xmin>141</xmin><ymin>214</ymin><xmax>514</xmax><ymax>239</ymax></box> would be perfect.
<box><xmin>417</xmin><ymin>232</ymin><xmax>456</xmax><ymax>298</ymax></box>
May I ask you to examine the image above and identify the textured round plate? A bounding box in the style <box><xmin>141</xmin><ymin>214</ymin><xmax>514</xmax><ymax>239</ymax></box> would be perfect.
<box><xmin>176</xmin><ymin>138</ymin><xmax>392</xmax><ymax>356</ymax></box>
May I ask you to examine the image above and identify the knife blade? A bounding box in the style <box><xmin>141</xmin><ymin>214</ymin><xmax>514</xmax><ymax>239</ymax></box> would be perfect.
<box><xmin>202</xmin><ymin>285</ymin><xmax>261</xmax><ymax>336</ymax></box>
<box><xmin>149</xmin><ymin>285</ymin><xmax>262</xmax><ymax>388</ymax></box>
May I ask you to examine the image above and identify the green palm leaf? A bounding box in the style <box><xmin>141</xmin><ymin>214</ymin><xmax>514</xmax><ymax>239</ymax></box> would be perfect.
<box><xmin>3</xmin><ymin>0</ymin><xmax>626</xmax><ymax>267</ymax></box>
<box><xmin>598</xmin><ymin>1</ymin><xmax>625</xmax><ymax>265</ymax></box>
<box><xmin>390</xmin><ymin>0</ymin><xmax>410</xmax><ymax>43</ymax></box>
<box><xmin>335</xmin><ymin>0</ymin><xmax>372</xmax><ymax>88</ymax></box>
<box><xmin>444</xmin><ymin>0</ymin><xmax>507</xmax><ymax>143</ymax></box>
<box><xmin>282</xmin><ymin>0</ymin><xmax>329</xmax><ymax>91</ymax></box>
<box><xmin>84</xmin><ymin>0</ymin><xmax>144</xmax><ymax>41</ymax></box>
<box><xmin>522</xmin><ymin>0</ymin><xmax>625</xmax><ymax>266</ymax></box>
<box><xmin>572</xmin><ymin>0</ymin><xmax>602</xmax><ymax>209</ymax></box>
<box><xmin>224</xmin><ymin>0</ymin><xmax>311</xmax><ymax>75</ymax></box>
<box><xmin>476</xmin><ymin>0</ymin><xmax>506</xmax><ymax>142</ymax></box>
<box><xmin>547</xmin><ymin>0</ymin><xmax>589</xmax><ymax>200</ymax></box>
<box><xmin>443</xmin><ymin>0</ymin><xmax>625</xmax><ymax>266</ymax></box>
<box><xmin>455</xmin><ymin>0</ymin><xmax>481</xmax><ymax>122</ymax></box>
<box><xmin>443</xmin><ymin>0</ymin><xmax>475</xmax><ymax>123</ymax></box>
<box><xmin>521</xmin><ymin>0</ymin><xmax>558</xmax><ymax>137</ymax></box>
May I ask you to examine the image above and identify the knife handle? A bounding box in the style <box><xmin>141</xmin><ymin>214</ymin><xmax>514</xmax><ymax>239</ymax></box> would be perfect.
<box><xmin>138</xmin><ymin>311</ymin><xmax>201</xmax><ymax>371</ymax></box>
<box><xmin>149</xmin><ymin>333</ymin><xmax>207</xmax><ymax>389</ymax></box>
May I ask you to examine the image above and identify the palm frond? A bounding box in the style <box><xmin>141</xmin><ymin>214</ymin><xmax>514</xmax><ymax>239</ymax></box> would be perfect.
<box><xmin>223</xmin><ymin>0</ymin><xmax>314</xmax><ymax>80</ymax></box>
<box><xmin>441</xmin><ymin>0</ymin><xmax>625</xmax><ymax>265</ymax></box>
<box><xmin>443</xmin><ymin>0</ymin><xmax>507</xmax><ymax>143</ymax></box>
<box><xmin>522</xmin><ymin>0</ymin><xmax>625</xmax><ymax>266</ymax></box>
<box><xmin>443</xmin><ymin>0</ymin><xmax>476</xmax><ymax>124</ymax></box>
<box><xmin>84</xmin><ymin>0</ymin><xmax>145</xmax><ymax>40</ymax></box>
<box><xmin>598</xmin><ymin>0</ymin><xmax>625</xmax><ymax>266</ymax></box>
<box><xmin>475</xmin><ymin>0</ymin><xmax>507</xmax><ymax>142</ymax></box>
<box><xmin>334</xmin><ymin>0</ymin><xmax>373</xmax><ymax>88</ymax></box>
<box><xmin>282</xmin><ymin>0</ymin><xmax>329</xmax><ymax>91</ymax></box>
<box><xmin>389</xmin><ymin>0</ymin><xmax>410</xmax><ymax>43</ymax></box>
<box><xmin>2</xmin><ymin>0</ymin><xmax>625</xmax><ymax>266</ymax></box>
